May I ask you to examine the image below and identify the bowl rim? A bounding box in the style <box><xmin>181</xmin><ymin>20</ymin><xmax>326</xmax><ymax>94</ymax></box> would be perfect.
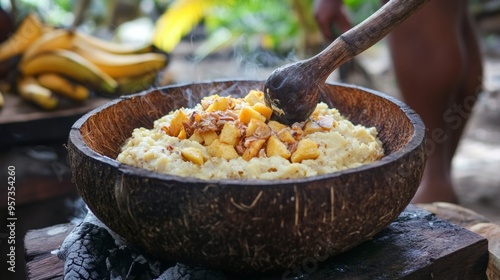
<box><xmin>69</xmin><ymin>79</ymin><xmax>425</xmax><ymax>186</ymax></box>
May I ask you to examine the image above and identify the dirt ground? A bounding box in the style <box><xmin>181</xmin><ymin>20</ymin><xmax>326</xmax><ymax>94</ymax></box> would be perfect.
<box><xmin>166</xmin><ymin>38</ymin><xmax>500</xmax><ymax>223</ymax></box>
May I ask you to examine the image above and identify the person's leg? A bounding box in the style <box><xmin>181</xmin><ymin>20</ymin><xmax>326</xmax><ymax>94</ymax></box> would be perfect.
<box><xmin>446</xmin><ymin>6</ymin><xmax>483</xmax><ymax>161</ymax></box>
<box><xmin>385</xmin><ymin>0</ymin><xmax>482</xmax><ymax>203</ymax></box>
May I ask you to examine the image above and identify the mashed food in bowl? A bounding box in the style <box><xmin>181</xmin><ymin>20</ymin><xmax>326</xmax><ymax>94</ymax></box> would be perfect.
<box><xmin>117</xmin><ymin>90</ymin><xmax>384</xmax><ymax>179</ymax></box>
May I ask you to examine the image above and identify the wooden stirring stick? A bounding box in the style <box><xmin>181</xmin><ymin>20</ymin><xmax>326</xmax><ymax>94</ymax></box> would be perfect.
<box><xmin>263</xmin><ymin>0</ymin><xmax>431</xmax><ymax>124</ymax></box>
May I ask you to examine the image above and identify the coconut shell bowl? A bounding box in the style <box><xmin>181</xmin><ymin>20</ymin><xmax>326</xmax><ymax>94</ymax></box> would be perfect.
<box><xmin>67</xmin><ymin>80</ymin><xmax>426</xmax><ymax>273</ymax></box>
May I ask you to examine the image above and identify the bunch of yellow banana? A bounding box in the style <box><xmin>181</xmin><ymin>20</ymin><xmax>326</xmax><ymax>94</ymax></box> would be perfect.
<box><xmin>0</xmin><ymin>13</ymin><xmax>168</xmax><ymax>110</ymax></box>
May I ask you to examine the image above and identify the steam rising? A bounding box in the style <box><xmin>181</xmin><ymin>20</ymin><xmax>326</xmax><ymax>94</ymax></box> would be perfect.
<box><xmin>162</xmin><ymin>35</ymin><xmax>302</xmax><ymax>106</ymax></box>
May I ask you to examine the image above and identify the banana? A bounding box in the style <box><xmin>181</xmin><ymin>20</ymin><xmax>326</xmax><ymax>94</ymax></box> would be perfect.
<box><xmin>19</xmin><ymin>29</ymin><xmax>75</xmax><ymax>68</ymax></box>
<box><xmin>0</xmin><ymin>13</ymin><xmax>43</xmax><ymax>61</ymax></box>
<box><xmin>116</xmin><ymin>71</ymin><xmax>158</xmax><ymax>95</ymax></box>
<box><xmin>72</xmin><ymin>44</ymin><xmax>168</xmax><ymax>79</ymax></box>
<box><xmin>17</xmin><ymin>76</ymin><xmax>58</xmax><ymax>110</ymax></box>
<box><xmin>20</xmin><ymin>49</ymin><xmax>118</xmax><ymax>94</ymax></box>
<box><xmin>73</xmin><ymin>32</ymin><xmax>155</xmax><ymax>55</ymax></box>
<box><xmin>37</xmin><ymin>73</ymin><xmax>90</xmax><ymax>101</ymax></box>
<box><xmin>0</xmin><ymin>90</ymin><xmax>4</xmax><ymax>109</ymax></box>
<box><xmin>20</xmin><ymin>29</ymin><xmax>157</xmax><ymax>68</ymax></box>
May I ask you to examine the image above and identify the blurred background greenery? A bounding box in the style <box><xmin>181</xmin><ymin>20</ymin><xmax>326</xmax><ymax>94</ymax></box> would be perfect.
<box><xmin>1</xmin><ymin>0</ymin><xmax>498</xmax><ymax>62</ymax></box>
<box><xmin>0</xmin><ymin>0</ymin><xmax>383</xmax><ymax>59</ymax></box>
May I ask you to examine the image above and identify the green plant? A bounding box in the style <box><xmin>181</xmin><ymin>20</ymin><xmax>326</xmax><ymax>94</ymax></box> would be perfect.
<box><xmin>344</xmin><ymin>0</ymin><xmax>379</xmax><ymax>24</ymax></box>
<box><xmin>153</xmin><ymin>0</ymin><xmax>322</xmax><ymax>60</ymax></box>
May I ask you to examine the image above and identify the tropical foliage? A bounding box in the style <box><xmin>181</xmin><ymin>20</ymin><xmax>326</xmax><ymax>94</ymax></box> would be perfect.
<box><xmin>153</xmin><ymin>0</ymin><xmax>324</xmax><ymax>60</ymax></box>
<box><xmin>2</xmin><ymin>0</ymin><xmax>410</xmax><ymax>59</ymax></box>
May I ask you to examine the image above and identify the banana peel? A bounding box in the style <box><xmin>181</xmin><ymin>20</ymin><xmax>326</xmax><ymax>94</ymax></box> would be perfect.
<box><xmin>19</xmin><ymin>28</ymin><xmax>159</xmax><ymax>69</ymax></box>
<box><xmin>17</xmin><ymin>76</ymin><xmax>59</xmax><ymax>110</ymax></box>
<box><xmin>19</xmin><ymin>28</ymin><xmax>76</xmax><ymax>68</ymax></box>
<box><xmin>74</xmin><ymin>31</ymin><xmax>156</xmax><ymax>55</ymax></box>
<box><xmin>116</xmin><ymin>71</ymin><xmax>158</xmax><ymax>95</ymax></box>
<box><xmin>72</xmin><ymin>44</ymin><xmax>168</xmax><ymax>79</ymax></box>
<box><xmin>37</xmin><ymin>73</ymin><xmax>90</xmax><ymax>102</ymax></box>
<box><xmin>0</xmin><ymin>13</ymin><xmax>43</xmax><ymax>61</ymax></box>
<box><xmin>21</xmin><ymin>49</ymin><xmax>118</xmax><ymax>94</ymax></box>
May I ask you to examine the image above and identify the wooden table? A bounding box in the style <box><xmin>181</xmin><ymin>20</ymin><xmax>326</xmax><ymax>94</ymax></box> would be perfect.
<box><xmin>24</xmin><ymin>204</ymin><xmax>500</xmax><ymax>280</ymax></box>
<box><xmin>0</xmin><ymin>90</ymin><xmax>110</xmax><ymax>146</ymax></box>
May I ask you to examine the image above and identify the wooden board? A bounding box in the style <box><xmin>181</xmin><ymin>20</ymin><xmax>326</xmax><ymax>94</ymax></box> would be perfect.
<box><xmin>303</xmin><ymin>205</ymin><xmax>488</xmax><ymax>280</ymax></box>
<box><xmin>24</xmin><ymin>205</ymin><xmax>489</xmax><ymax>280</ymax></box>
<box><xmin>0</xmin><ymin>90</ymin><xmax>111</xmax><ymax>146</ymax></box>
<box><xmin>419</xmin><ymin>202</ymin><xmax>500</xmax><ymax>280</ymax></box>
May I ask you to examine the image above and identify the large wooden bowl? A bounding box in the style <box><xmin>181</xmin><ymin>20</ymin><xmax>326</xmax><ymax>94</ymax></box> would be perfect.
<box><xmin>67</xmin><ymin>80</ymin><xmax>426</xmax><ymax>273</ymax></box>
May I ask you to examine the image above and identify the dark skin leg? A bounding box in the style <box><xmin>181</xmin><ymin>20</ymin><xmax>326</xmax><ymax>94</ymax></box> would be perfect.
<box><xmin>386</xmin><ymin>0</ymin><xmax>483</xmax><ymax>203</ymax></box>
<box><xmin>314</xmin><ymin>0</ymin><xmax>483</xmax><ymax>203</ymax></box>
<box><xmin>447</xmin><ymin>10</ymin><xmax>483</xmax><ymax>160</ymax></box>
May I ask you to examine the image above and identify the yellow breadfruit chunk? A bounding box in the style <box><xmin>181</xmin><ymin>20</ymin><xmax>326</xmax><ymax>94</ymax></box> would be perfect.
<box><xmin>206</xmin><ymin>96</ymin><xmax>230</xmax><ymax>112</ymax></box>
<box><xmin>165</xmin><ymin>110</ymin><xmax>188</xmax><ymax>136</ymax></box>
<box><xmin>219</xmin><ymin>122</ymin><xmax>240</xmax><ymax>146</ymax></box>
<box><xmin>266</xmin><ymin>135</ymin><xmax>291</xmax><ymax>159</ymax></box>
<box><xmin>277</xmin><ymin>128</ymin><xmax>296</xmax><ymax>144</ymax></box>
<box><xmin>239</xmin><ymin>106</ymin><xmax>266</xmax><ymax>124</ymax></box>
<box><xmin>244</xmin><ymin>89</ymin><xmax>264</xmax><ymax>105</ymax></box>
<box><xmin>267</xmin><ymin>120</ymin><xmax>287</xmax><ymax>133</ymax></box>
<box><xmin>189</xmin><ymin>130</ymin><xmax>204</xmax><ymax>143</ymax></box>
<box><xmin>201</xmin><ymin>94</ymin><xmax>219</xmax><ymax>110</ymax></box>
<box><xmin>181</xmin><ymin>147</ymin><xmax>204</xmax><ymax>165</ymax></box>
<box><xmin>207</xmin><ymin>139</ymin><xmax>239</xmax><ymax>160</ymax></box>
<box><xmin>246</xmin><ymin>118</ymin><xmax>271</xmax><ymax>138</ymax></box>
<box><xmin>201</xmin><ymin>131</ymin><xmax>218</xmax><ymax>146</ymax></box>
<box><xmin>303</xmin><ymin>120</ymin><xmax>324</xmax><ymax>135</ymax></box>
<box><xmin>242</xmin><ymin>139</ymin><xmax>266</xmax><ymax>161</ymax></box>
<box><xmin>252</xmin><ymin>102</ymin><xmax>273</xmax><ymax>120</ymax></box>
<box><xmin>291</xmin><ymin>139</ymin><xmax>320</xmax><ymax>163</ymax></box>
<box><xmin>178</xmin><ymin>126</ymin><xmax>187</xmax><ymax>140</ymax></box>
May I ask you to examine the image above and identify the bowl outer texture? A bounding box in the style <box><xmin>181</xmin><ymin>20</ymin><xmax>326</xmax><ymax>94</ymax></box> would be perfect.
<box><xmin>67</xmin><ymin>80</ymin><xmax>426</xmax><ymax>272</ymax></box>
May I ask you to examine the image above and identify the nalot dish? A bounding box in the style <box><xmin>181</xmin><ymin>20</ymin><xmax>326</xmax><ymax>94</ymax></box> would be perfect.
<box><xmin>117</xmin><ymin>90</ymin><xmax>384</xmax><ymax>179</ymax></box>
<box><xmin>68</xmin><ymin>81</ymin><xmax>426</xmax><ymax>272</ymax></box>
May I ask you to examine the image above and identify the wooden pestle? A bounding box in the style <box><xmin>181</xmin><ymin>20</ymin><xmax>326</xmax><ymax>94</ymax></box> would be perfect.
<box><xmin>263</xmin><ymin>0</ymin><xmax>431</xmax><ymax>125</ymax></box>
